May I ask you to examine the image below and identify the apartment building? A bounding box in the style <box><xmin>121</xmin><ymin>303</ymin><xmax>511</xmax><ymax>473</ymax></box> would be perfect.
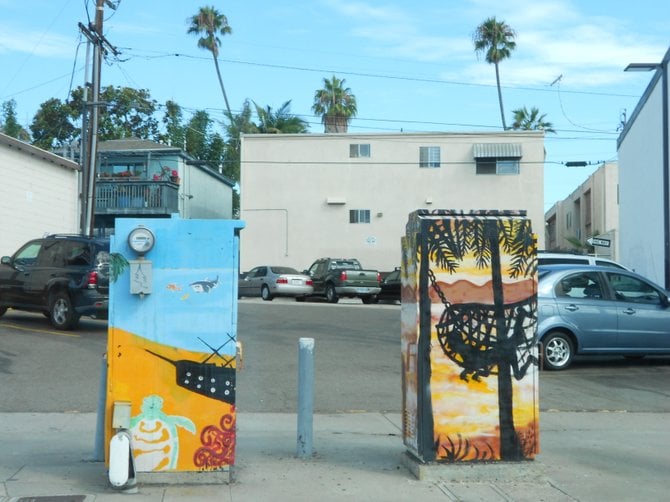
<box><xmin>240</xmin><ymin>131</ymin><xmax>546</xmax><ymax>272</ymax></box>
<box><xmin>544</xmin><ymin>162</ymin><xmax>619</xmax><ymax>260</ymax></box>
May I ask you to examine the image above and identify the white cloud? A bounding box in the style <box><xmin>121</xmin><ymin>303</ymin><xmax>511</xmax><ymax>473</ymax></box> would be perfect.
<box><xmin>0</xmin><ymin>24</ymin><xmax>74</xmax><ymax>58</ymax></box>
<box><xmin>322</xmin><ymin>0</ymin><xmax>407</xmax><ymax>23</ymax></box>
<box><xmin>322</xmin><ymin>0</ymin><xmax>667</xmax><ymax>89</ymax></box>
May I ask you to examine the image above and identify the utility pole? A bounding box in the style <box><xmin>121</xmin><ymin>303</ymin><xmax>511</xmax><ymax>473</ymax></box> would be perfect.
<box><xmin>78</xmin><ymin>0</ymin><xmax>119</xmax><ymax>236</ymax></box>
<box><xmin>78</xmin><ymin>40</ymin><xmax>91</xmax><ymax>235</ymax></box>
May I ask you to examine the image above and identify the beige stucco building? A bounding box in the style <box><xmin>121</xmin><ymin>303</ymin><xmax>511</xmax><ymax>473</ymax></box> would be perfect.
<box><xmin>544</xmin><ymin>162</ymin><xmax>619</xmax><ymax>259</ymax></box>
<box><xmin>0</xmin><ymin>132</ymin><xmax>80</xmax><ymax>255</ymax></box>
<box><xmin>240</xmin><ymin>131</ymin><xmax>546</xmax><ymax>272</ymax></box>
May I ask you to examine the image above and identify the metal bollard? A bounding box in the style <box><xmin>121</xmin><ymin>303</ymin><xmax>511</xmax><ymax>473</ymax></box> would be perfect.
<box><xmin>297</xmin><ymin>337</ymin><xmax>314</xmax><ymax>459</ymax></box>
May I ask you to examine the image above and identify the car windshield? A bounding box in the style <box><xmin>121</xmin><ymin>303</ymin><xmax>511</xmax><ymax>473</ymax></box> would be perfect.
<box><xmin>330</xmin><ymin>260</ymin><xmax>360</xmax><ymax>270</ymax></box>
<box><xmin>385</xmin><ymin>270</ymin><xmax>400</xmax><ymax>281</ymax></box>
<box><xmin>271</xmin><ymin>266</ymin><xmax>299</xmax><ymax>274</ymax></box>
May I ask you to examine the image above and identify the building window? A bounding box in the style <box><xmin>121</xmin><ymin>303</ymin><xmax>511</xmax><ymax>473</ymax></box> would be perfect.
<box><xmin>473</xmin><ymin>143</ymin><xmax>521</xmax><ymax>175</ymax></box>
<box><xmin>475</xmin><ymin>158</ymin><xmax>520</xmax><ymax>175</ymax></box>
<box><xmin>99</xmin><ymin>161</ymin><xmax>144</xmax><ymax>177</ymax></box>
<box><xmin>350</xmin><ymin>144</ymin><xmax>371</xmax><ymax>158</ymax></box>
<box><xmin>419</xmin><ymin>146</ymin><xmax>440</xmax><ymax>168</ymax></box>
<box><xmin>349</xmin><ymin>209</ymin><xmax>371</xmax><ymax>223</ymax></box>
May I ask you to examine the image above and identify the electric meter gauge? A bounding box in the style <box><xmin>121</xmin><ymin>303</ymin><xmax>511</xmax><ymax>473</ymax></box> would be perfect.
<box><xmin>128</xmin><ymin>226</ymin><xmax>155</xmax><ymax>255</ymax></box>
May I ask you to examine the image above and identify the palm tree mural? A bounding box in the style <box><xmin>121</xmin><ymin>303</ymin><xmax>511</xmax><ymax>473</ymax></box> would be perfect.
<box><xmin>187</xmin><ymin>6</ymin><xmax>233</xmax><ymax>120</ymax></box>
<box><xmin>312</xmin><ymin>76</ymin><xmax>357</xmax><ymax>133</ymax></box>
<box><xmin>473</xmin><ymin>17</ymin><xmax>517</xmax><ymax>130</ymax></box>
<box><xmin>511</xmin><ymin>106</ymin><xmax>556</xmax><ymax>133</ymax></box>
<box><xmin>426</xmin><ymin>213</ymin><xmax>537</xmax><ymax>460</ymax></box>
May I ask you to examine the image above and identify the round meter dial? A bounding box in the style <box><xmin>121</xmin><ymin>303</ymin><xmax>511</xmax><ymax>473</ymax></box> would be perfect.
<box><xmin>128</xmin><ymin>226</ymin><xmax>155</xmax><ymax>255</ymax></box>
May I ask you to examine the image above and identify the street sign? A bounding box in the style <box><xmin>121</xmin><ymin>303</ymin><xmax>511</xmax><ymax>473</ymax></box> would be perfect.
<box><xmin>587</xmin><ymin>237</ymin><xmax>611</xmax><ymax>248</ymax></box>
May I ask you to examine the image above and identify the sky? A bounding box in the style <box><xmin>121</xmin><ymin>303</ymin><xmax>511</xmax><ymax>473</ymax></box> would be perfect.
<box><xmin>1</xmin><ymin>0</ymin><xmax>668</xmax><ymax>211</ymax></box>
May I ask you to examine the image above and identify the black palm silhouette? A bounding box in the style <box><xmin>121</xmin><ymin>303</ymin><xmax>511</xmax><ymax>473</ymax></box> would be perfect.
<box><xmin>426</xmin><ymin>212</ymin><xmax>537</xmax><ymax>460</ymax></box>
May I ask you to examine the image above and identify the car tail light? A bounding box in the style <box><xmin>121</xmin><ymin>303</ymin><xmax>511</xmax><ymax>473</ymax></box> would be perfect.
<box><xmin>340</xmin><ymin>271</ymin><xmax>347</xmax><ymax>281</ymax></box>
<box><xmin>306</xmin><ymin>279</ymin><xmax>313</xmax><ymax>286</ymax></box>
<box><xmin>377</xmin><ymin>272</ymin><xmax>381</xmax><ymax>283</ymax></box>
<box><xmin>276</xmin><ymin>277</ymin><xmax>288</xmax><ymax>284</ymax></box>
<box><xmin>87</xmin><ymin>271</ymin><xmax>98</xmax><ymax>289</ymax></box>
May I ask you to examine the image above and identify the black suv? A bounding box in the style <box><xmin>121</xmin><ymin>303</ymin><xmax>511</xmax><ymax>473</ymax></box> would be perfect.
<box><xmin>0</xmin><ymin>234</ymin><xmax>110</xmax><ymax>329</ymax></box>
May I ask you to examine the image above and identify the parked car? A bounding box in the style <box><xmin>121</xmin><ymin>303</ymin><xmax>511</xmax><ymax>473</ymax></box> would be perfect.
<box><xmin>304</xmin><ymin>258</ymin><xmax>381</xmax><ymax>304</ymax></box>
<box><xmin>0</xmin><ymin>234</ymin><xmax>110</xmax><ymax>330</ymax></box>
<box><xmin>374</xmin><ymin>268</ymin><xmax>401</xmax><ymax>303</ymax></box>
<box><xmin>238</xmin><ymin>266</ymin><xmax>313</xmax><ymax>301</ymax></box>
<box><xmin>538</xmin><ymin>251</ymin><xmax>629</xmax><ymax>270</ymax></box>
<box><xmin>537</xmin><ymin>264</ymin><xmax>670</xmax><ymax>370</ymax></box>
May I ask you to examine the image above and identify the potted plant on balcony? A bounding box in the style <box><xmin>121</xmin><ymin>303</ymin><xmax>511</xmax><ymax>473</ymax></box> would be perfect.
<box><xmin>154</xmin><ymin>166</ymin><xmax>180</xmax><ymax>184</ymax></box>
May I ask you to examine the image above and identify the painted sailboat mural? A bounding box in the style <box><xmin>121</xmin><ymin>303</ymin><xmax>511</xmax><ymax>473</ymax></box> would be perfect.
<box><xmin>401</xmin><ymin>210</ymin><xmax>539</xmax><ymax>462</ymax></box>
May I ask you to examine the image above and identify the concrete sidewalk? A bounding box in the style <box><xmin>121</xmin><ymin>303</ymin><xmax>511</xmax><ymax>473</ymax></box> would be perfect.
<box><xmin>1</xmin><ymin>411</ymin><xmax>668</xmax><ymax>501</ymax></box>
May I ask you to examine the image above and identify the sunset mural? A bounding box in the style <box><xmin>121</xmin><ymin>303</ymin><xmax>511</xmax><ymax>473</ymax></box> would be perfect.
<box><xmin>401</xmin><ymin>210</ymin><xmax>539</xmax><ymax>462</ymax></box>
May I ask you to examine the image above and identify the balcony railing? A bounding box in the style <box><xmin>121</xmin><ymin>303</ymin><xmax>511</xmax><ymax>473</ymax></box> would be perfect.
<box><xmin>94</xmin><ymin>179</ymin><xmax>179</xmax><ymax>215</ymax></box>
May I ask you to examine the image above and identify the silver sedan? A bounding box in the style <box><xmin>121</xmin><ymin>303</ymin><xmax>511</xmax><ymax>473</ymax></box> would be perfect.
<box><xmin>238</xmin><ymin>266</ymin><xmax>314</xmax><ymax>301</ymax></box>
<box><xmin>538</xmin><ymin>265</ymin><xmax>670</xmax><ymax>370</ymax></box>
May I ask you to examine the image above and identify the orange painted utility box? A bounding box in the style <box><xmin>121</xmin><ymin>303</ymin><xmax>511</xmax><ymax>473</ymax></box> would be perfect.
<box><xmin>401</xmin><ymin>209</ymin><xmax>539</xmax><ymax>463</ymax></box>
<box><xmin>105</xmin><ymin>216</ymin><xmax>244</xmax><ymax>480</ymax></box>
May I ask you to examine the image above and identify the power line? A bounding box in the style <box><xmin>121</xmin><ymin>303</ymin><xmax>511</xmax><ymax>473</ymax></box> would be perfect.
<box><xmin>5</xmin><ymin>38</ymin><xmax>637</xmax><ymax>137</ymax></box>
<box><xmin>7</xmin><ymin>33</ymin><xmax>625</xmax><ymax>150</ymax></box>
<box><xmin>552</xmin><ymin>77</ymin><xmax>617</xmax><ymax>134</ymax></box>
<box><xmin>118</xmin><ymin>48</ymin><xmax>643</xmax><ymax>99</ymax></box>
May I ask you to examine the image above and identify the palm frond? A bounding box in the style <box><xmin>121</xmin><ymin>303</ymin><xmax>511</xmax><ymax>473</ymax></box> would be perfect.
<box><xmin>109</xmin><ymin>252</ymin><xmax>129</xmax><ymax>283</ymax></box>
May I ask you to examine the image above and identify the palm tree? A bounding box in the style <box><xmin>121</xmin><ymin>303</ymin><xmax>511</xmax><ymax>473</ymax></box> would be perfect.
<box><xmin>511</xmin><ymin>106</ymin><xmax>556</xmax><ymax>133</ymax></box>
<box><xmin>223</xmin><ymin>100</ymin><xmax>258</xmax><ymax>216</ymax></box>
<box><xmin>253</xmin><ymin>100</ymin><xmax>309</xmax><ymax>134</ymax></box>
<box><xmin>312</xmin><ymin>76</ymin><xmax>357</xmax><ymax>133</ymax></box>
<box><xmin>473</xmin><ymin>17</ymin><xmax>517</xmax><ymax>130</ymax></box>
<box><xmin>427</xmin><ymin>214</ymin><xmax>537</xmax><ymax>460</ymax></box>
<box><xmin>187</xmin><ymin>6</ymin><xmax>233</xmax><ymax>120</ymax></box>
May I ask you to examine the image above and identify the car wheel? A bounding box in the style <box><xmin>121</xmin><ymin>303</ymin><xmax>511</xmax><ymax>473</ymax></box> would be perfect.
<box><xmin>49</xmin><ymin>291</ymin><xmax>79</xmax><ymax>330</ymax></box>
<box><xmin>325</xmin><ymin>284</ymin><xmax>339</xmax><ymax>303</ymax></box>
<box><xmin>361</xmin><ymin>295</ymin><xmax>376</xmax><ymax>304</ymax></box>
<box><xmin>542</xmin><ymin>331</ymin><xmax>574</xmax><ymax>370</ymax></box>
<box><xmin>261</xmin><ymin>285</ymin><xmax>273</xmax><ymax>301</ymax></box>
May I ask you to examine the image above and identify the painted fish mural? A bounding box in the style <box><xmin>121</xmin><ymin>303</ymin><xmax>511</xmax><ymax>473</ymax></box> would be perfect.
<box><xmin>190</xmin><ymin>276</ymin><xmax>219</xmax><ymax>293</ymax></box>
